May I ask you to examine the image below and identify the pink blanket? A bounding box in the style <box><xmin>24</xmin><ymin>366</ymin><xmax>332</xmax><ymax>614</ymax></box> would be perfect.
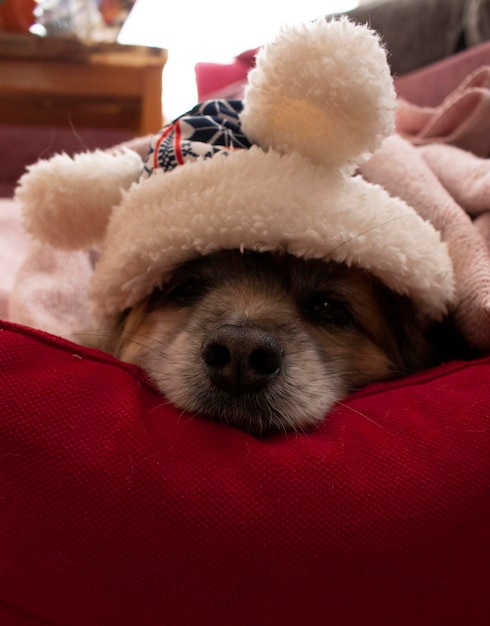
<box><xmin>396</xmin><ymin>66</ymin><xmax>490</xmax><ymax>157</ymax></box>
<box><xmin>4</xmin><ymin>68</ymin><xmax>490</xmax><ymax>351</ymax></box>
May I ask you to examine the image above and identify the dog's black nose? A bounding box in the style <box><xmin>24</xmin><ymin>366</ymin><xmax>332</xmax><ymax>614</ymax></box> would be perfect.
<box><xmin>201</xmin><ymin>325</ymin><xmax>282</xmax><ymax>393</ymax></box>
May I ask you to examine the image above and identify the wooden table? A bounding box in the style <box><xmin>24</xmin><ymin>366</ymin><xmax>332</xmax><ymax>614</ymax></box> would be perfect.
<box><xmin>0</xmin><ymin>34</ymin><xmax>168</xmax><ymax>136</ymax></box>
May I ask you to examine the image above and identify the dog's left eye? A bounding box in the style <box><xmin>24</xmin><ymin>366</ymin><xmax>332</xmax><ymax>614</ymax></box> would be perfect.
<box><xmin>148</xmin><ymin>280</ymin><xmax>206</xmax><ymax>309</ymax></box>
<box><xmin>302</xmin><ymin>293</ymin><xmax>357</xmax><ymax>328</ymax></box>
<box><xmin>164</xmin><ymin>280</ymin><xmax>206</xmax><ymax>306</ymax></box>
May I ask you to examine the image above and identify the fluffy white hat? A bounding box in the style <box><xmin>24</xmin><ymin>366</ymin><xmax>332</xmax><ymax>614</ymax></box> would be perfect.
<box><xmin>15</xmin><ymin>17</ymin><xmax>455</xmax><ymax>322</ymax></box>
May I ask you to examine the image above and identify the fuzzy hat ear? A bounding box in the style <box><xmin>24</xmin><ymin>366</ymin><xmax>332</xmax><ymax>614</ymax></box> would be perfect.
<box><xmin>240</xmin><ymin>17</ymin><xmax>395</xmax><ymax>170</ymax></box>
<box><xmin>15</xmin><ymin>148</ymin><xmax>143</xmax><ymax>250</ymax></box>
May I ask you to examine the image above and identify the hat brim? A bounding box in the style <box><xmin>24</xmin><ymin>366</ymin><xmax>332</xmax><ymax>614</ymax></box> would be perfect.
<box><xmin>90</xmin><ymin>147</ymin><xmax>455</xmax><ymax>321</ymax></box>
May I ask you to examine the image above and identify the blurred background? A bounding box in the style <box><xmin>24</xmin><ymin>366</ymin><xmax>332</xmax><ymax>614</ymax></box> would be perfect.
<box><xmin>0</xmin><ymin>0</ymin><xmax>488</xmax><ymax>196</ymax></box>
<box><xmin>117</xmin><ymin>0</ymin><xmax>360</xmax><ymax>119</ymax></box>
<box><xmin>0</xmin><ymin>0</ymin><xmax>361</xmax><ymax>119</ymax></box>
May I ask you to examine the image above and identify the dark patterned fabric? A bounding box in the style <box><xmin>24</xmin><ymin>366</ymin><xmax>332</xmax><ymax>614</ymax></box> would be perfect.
<box><xmin>141</xmin><ymin>100</ymin><xmax>251</xmax><ymax>179</ymax></box>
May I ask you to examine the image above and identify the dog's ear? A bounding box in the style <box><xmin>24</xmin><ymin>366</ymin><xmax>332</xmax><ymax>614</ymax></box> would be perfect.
<box><xmin>377</xmin><ymin>290</ymin><xmax>436</xmax><ymax>374</ymax></box>
<box><xmin>425</xmin><ymin>316</ymin><xmax>483</xmax><ymax>364</ymax></box>
<box><xmin>77</xmin><ymin>306</ymin><xmax>134</xmax><ymax>358</ymax></box>
<box><xmin>393</xmin><ymin>310</ymin><xmax>483</xmax><ymax>371</ymax></box>
<box><xmin>15</xmin><ymin>148</ymin><xmax>143</xmax><ymax>250</ymax></box>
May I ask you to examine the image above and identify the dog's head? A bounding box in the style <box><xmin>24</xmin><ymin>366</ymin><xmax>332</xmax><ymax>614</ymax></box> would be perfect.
<box><xmin>104</xmin><ymin>250</ymin><xmax>433</xmax><ymax>436</ymax></box>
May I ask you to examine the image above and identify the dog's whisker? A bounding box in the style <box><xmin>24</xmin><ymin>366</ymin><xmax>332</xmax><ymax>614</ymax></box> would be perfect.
<box><xmin>150</xmin><ymin>399</ymin><xmax>173</xmax><ymax>413</ymax></box>
<box><xmin>175</xmin><ymin>408</ymin><xmax>192</xmax><ymax>427</ymax></box>
<box><xmin>73</xmin><ymin>328</ymin><xmax>169</xmax><ymax>359</ymax></box>
<box><xmin>334</xmin><ymin>401</ymin><xmax>391</xmax><ymax>432</ymax></box>
<box><xmin>324</xmin><ymin>213</ymin><xmax>416</xmax><ymax>259</ymax></box>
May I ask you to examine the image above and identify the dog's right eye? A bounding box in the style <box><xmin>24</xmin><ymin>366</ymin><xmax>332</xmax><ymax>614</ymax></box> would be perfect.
<box><xmin>302</xmin><ymin>292</ymin><xmax>358</xmax><ymax>328</ymax></box>
<box><xmin>150</xmin><ymin>280</ymin><xmax>206</xmax><ymax>308</ymax></box>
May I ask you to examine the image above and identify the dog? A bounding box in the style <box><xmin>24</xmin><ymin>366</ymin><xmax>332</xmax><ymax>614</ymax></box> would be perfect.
<box><xmin>93</xmin><ymin>248</ymin><xmax>437</xmax><ymax>436</ymax></box>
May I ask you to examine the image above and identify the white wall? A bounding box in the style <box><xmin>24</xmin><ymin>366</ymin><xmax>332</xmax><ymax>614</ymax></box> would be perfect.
<box><xmin>118</xmin><ymin>0</ymin><xmax>359</xmax><ymax>121</ymax></box>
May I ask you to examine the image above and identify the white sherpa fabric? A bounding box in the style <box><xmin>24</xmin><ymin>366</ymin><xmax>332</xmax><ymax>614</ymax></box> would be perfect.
<box><xmin>89</xmin><ymin>147</ymin><xmax>455</xmax><ymax>321</ymax></box>
<box><xmin>16</xmin><ymin>149</ymin><xmax>143</xmax><ymax>250</ymax></box>
<box><xmin>241</xmin><ymin>17</ymin><xmax>395</xmax><ymax>171</ymax></box>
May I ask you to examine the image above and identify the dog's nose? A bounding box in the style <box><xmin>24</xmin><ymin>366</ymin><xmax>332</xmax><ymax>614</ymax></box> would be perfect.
<box><xmin>201</xmin><ymin>325</ymin><xmax>283</xmax><ymax>393</ymax></box>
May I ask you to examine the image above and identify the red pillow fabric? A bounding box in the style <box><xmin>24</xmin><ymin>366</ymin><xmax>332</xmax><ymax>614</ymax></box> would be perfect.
<box><xmin>1</xmin><ymin>319</ymin><xmax>490</xmax><ymax>626</ymax></box>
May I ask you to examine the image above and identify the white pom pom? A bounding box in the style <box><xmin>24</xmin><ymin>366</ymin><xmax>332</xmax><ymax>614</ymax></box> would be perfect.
<box><xmin>241</xmin><ymin>17</ymin><xmax>396</xmax><ymax>170</ymax></box>
<box><xmin>15</xmin><ymin>148</ymin><xmax>143</xmax><ymax>250</ymax></box>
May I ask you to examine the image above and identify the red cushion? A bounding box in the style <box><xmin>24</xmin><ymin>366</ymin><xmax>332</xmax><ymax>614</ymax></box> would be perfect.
<box><xmin>1</xmin><ymin>319</ymin><xmax>490</xmax><ymax>626</ymax></box>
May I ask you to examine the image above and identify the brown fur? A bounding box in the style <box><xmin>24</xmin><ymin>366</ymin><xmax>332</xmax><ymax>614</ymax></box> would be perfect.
<box><xmin>93</xmin><ymin>250</ymin><xmax>435</xmax><ymax>436</ymax></box>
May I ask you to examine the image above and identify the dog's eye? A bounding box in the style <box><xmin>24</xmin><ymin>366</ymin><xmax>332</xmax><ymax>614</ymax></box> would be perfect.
<box><xmin>148</xmin><ymin>280</ymin><xmax>205</xmax><ymax>309</ymax></box>
<box><xmin>164</xmin><ymin>280</ymin><xmax>206</xmax><ymax>306</ymax></box>
<box><xmin>302</xmin><ymin>293</ymin><xmax>357</xmax><ymax>328</ymax></box>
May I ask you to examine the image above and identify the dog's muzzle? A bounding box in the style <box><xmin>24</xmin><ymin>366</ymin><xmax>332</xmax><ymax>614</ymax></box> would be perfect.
<box><xmin>201</xmin><ymin>324</ymin><xmax>283</xmax><ymax>394</ymax></box>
